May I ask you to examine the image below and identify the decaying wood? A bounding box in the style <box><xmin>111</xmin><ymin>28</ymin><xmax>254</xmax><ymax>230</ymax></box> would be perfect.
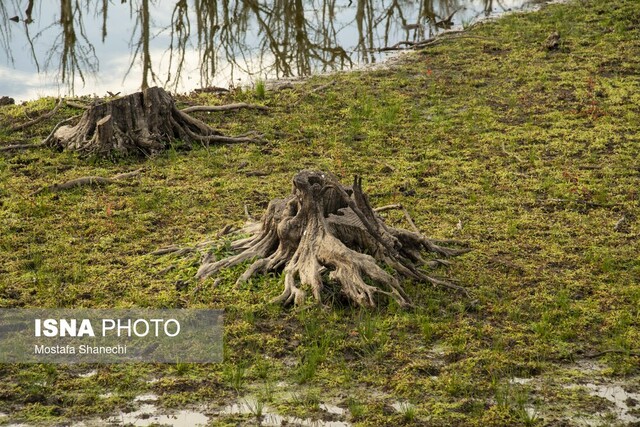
<box><xmin>10</xmin><ymin>98</ymin><xmax>63</xmax><ymax>132</ymax></box>
<box><xmin>0</xmin><ymin>142</ymin><xmax>46</xmax><ymax>152</ymax></box>
<box><xmin>32</xmin><ymin>168</ymin><xmax>143</xmax><ymax>196</ymax></box>
<box><xmin>585</xmin><ymin>349</ymin><xmax>640</xmax><ymax>359</ymax></box>
<box><xmin>65</xmin><ymin>100</ymin><xmax>90</xmax><ymax>110</ymax></box>
<box><xmin>376</xmin><ymin>31</ymin><xmax>489</xmax><ymax>52</ymax></box>
<box><xmin>187</xmin><ymin>171</ymin><xmax>470</xmax><ymax>308</ymax></box>
<box><xmin>1</xmin><ymin>115</ymin><xmax>81</xmax><ymax>153</ymax></box>
<box><xmin>49</xmin><ymin>87</ymin><xmax>264</xmax><ymax>157</ymax></box>
<box><xmin>181</xmin><ymin>103</ymin><xmax>268</xmax><ymax>113</ymax></box>
<box><xmin>374</xmin><ymin>203</ymin><xmax>421</xmax><ymax>234</ymax></box>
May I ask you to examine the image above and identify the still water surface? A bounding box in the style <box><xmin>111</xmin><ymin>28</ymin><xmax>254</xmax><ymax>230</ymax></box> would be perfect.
<box><xmin>1</xmin><ymin>0</ymin><xmax>543</xmax><ymax>101</ymax></box>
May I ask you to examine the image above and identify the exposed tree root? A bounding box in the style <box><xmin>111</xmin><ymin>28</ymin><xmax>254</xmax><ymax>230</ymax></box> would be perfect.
<box><xmin>181</xmin><ymin>103</ymin><xmax>268</xmax><ymax>113</ymax></box>
<box><xmin>375</xmin><ymin>31</ymin><xmax>490</xmax><ymax>52</ymax></box>
<box><xmin>374</xmin><ymin>203</ymin><xmax>421</xmax><ymax>233</ymax></box>
<box><xmin>585</xmin><ymin>349</ymin><xmax>640</xmax><ymax>359</ymax></box>
<box><xmin>190</xmin><ymin>171</ymin><xmax>470</xmax><ymax>308</ymax></box>
<box><xmin>48</xmin><ymin>87</ymin><xmax>265</xmax><ymax>157</ymax></box>
<box><xmin>65</xmin><ymin>100</ymin><xmax>90</xmax><ymax>110</ymax></box>
<box><xmin>0</xmin><ymin>142</ymin><xmax>46</xmax><ymax>152</ymax></box>
<box><xmin>10</xmin><ymin>98</ymin><xmax>64</xmax><ymax>132</ymax></box>
<box><xmin>1</xmin><ymin>115</ymin><xmax>81</xmax><ymax>154</ymax></box>
<box><xmin>32</xmin><ymin>168</ymin><xmax>143</xmax><ymax>196</ymax></box>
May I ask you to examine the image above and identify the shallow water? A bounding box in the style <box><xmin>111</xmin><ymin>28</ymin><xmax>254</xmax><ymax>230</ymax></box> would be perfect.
<box><xmin>220</xmin><ymin>395</ymin><xmax>351</xmax><ymax>426</ymax></box>
<box><xmin>583</xmin><ymin>383</ymin><xmax>640</xmax><ymax>423</ymax></box>
<box><xmin>105</xmin><ymin>403</ymin><xmax>209</xmax><ymax>427</ymax></box>
<box><xmin>1</xmin><ymin>0</ymin><xmax>549</xmax><ymax>101</ymax></box>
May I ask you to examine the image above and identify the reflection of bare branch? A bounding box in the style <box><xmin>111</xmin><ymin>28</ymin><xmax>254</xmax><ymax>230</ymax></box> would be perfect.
<box><xmin>100</xmin><ymin>0</ymin><xmax>108</xmax><ymax>42</ymax></box>
<box><xmin>125</xmin><ymin>0</ymin><xmax>158</xmax><ymax>91</ymax></box>
<box><xmin>2</xmin><ymin>0</ymin><xmax>513</xmax><ymax>98</ymax></box>
<box><xmin>46</xmin><ymin>0</ymin><xmax>99</xmax><ymax>90</ymax></box>
<box><xmin>244</xmin><ymin>0</ymin><xmax>352</xmax><ymax>78</ymax></box>
<box><xmin>356</xmin><ymin>0</ymin><xmax>375</xmax><ymax>63</ymax></box>
<box><xmin>140</xmin><ymin>0</ymin><xmax>154</xmax><ymax>90</ymax></box>
<box><xmin>0</xmin><ymin>1</ymin><xmax>16</xmax><ymax>65</ymax></box>
<box><xmin>24</xmin><ymin>0</ymin><xmax>35</xmax><ymax>24</ymax></box>
<box><xmin>194</xmin><ymin>0</ymin><xmax>219</xmax><ymax>86</ymax></box>
<box><xmin>165</xmin><ymin>0</ymin><xmax>190</xmax><ymax>90</ymax></box>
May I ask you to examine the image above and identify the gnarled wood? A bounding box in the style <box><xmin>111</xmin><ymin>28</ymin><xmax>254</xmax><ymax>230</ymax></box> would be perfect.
<box><xmin>193</xmin><ymin>171</ymin><xmax>470</xmax><ymax>307</ymax></box>
<box><xmin>31</xmin><ymin>168</ymin><xmax>143</xmax><ymax>196</ymax></box>
<box><xmin>50</xmin><ymin>87</ymin><xmax>263</xmax><ymax>157</ymax></box>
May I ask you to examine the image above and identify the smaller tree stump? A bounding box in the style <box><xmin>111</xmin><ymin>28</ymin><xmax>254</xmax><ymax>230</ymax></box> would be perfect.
<box><xmin>50</xmin><ymin>87</ymin><xmax>261</xmax><ymax>157</ymax></box>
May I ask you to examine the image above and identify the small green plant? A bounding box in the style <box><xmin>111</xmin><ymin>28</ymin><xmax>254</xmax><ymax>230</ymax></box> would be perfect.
<box><xmin>303</xmin><ymin>390</ymin><xmax>321</xmax><ymax>410</ymax></box>
<box><xmin>517</xmin><ymin>405</ymin><xmax>539</xmax><ymax>426</ymax></box>
<box><xmin>441</xmin><ymin>370</ymin><xmax>470</xmax><ymax>398</ymax></box>
<box><xmin>347</xmin><ymin>398</ymin><xmax>365</xmax><ymax>419</ymax></box>
<box><xmin>495</xmin><ymin>381</ymin><xmax>539</xmax><ymax>426</ymax></box>
<box><xmin>357</xmin><ymin>311</ymin><xmax>377</xmax><ymax>344</ymax></box>
<box><xmin>253</xmin><ymin>358</ymin><xmax>271</xmax><ymax>380</ymax></box>
<box><xmin>397</xmin><ymin>402</ymin><xmax>416</xmax><ymax>422</ymax></box>
<box><xmin>356</xmin><ymin>310</ymin><xmax>388</xmax><ymax>355</ymax></box>
<box><xmin>246</xmin><ymin>397</ymin><xmax>264</xmax><ymax>419</ymax></box>
<box><xmin>172</xmin><ymin>361</ymin><xmax>191</xmax><ymax>375</ymax></box>
<box><xmin>291</xmin><ymin>389</ymin><xmax>320</xmax><ymax>411</ymax></box>
<box><xmin>296</xmin><ymin>309</ymin><xmax>333</xmax><ymax>383</ymax></box>
<box><xmin>261</xmin><ymin>379</ymin><xmax>274</xmax><ymax>400</ymax></box>
<box><xmin>255</xmin><ymin>80</ymin><xmax>266</xmax><ymax>99</ymax></box>
<box><xmin>223</xmin><ymin>363</ymin><xmax>246</xmax><ymax>392</ymax></box>
<box><xmin>296</xmin><ymin>342</ymin><xmax>327</xmax><ymax>383</ymax></box>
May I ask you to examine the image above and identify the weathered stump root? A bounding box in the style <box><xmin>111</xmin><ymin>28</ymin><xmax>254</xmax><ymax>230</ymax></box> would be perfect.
<box><xmin>31</xmin><ymin>169</ymin><xmax>143</xmax><ymax>196</ymax></box>
<box><xmin>196</xmin><ymin>171</ymin><xmax>470</xmax><ymax>308</ymax></box>
<box><xmin>50</xmin><ymin>87</ymin><xmax>263</xmax><ymax>157</ymax></box>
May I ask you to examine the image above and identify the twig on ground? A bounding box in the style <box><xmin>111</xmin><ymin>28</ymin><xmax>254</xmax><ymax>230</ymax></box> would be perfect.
<box><xmin>244</xmin><ymin>204</ymin><xmax>254</xmax><ymax>221</ymax></box>
<box><xmin>291</xmin><ymin>81</ymin><xmax>337</xmax><ymax>107</ymax></box>
<box><xmin>65</xmin><ymin>100</ymin><xmax>90</xmax><ymax>110</ymax></box>
<box><xmin>501</xmin><ymin>140</ymin><xmax>524</xmax><ymax>162</ymax></box>
<box><xmin>311</xmin><ymin>81</ymin><xmax>336</xmax><ymax>94</ymax></box>
<box><xmin>181</xmin><ymin>102</ymin><xmax>268</xmax><ymax>113</ymax></box>
<box><xmin>375</xmin><ymin>32</ymin><xmax>491</xmax><ymax>52</ymax></box>
<box><xmin>1</xmin><ymin>115</ymin><xmax>80</xmax><ymax>153</ymax></box>
<box><xmin>0</xmin><ymin>142</ymin><xmax>45</xmax><ymax>152</ymax></box>
<box><xmin>374</xmin><ymin>203</ymin><xmax>421</xmax><ymax>233</ymax></box>
<box><xmin>10</xmin><ymin>98</ymin><xmax>64</xmax><ymax>132</ymax></box>
<box><xmin>151</xmin><ymin>245</ymin><xmax>195</xmax><ymax>256</ymax></box>
<box><xmin>31</xmin><ymin>168</ymin><xmax>143</xmax><ymax>196</ymax></box>
<box><xmin>585</xmin><ymin>349</ymin><xmax>640</xmax><ymax>358</ymax></box>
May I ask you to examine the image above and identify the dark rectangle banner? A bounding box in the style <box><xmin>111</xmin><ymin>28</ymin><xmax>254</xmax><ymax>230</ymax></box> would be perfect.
<box><xmin>0</xmin><ymin>309</ymin><xmax>223</xmax><ymax>363</ymax></box>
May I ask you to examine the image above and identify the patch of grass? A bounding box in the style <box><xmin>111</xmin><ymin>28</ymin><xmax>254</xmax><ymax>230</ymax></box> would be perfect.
<box><xmin>223</xmin><ymin>363</ymin><xmax>246</xmax><ymax>392</ymax></box>
<box><xmin>1</xmin><ymin>0</ymin><xmax>639</xmax><ymax>424</ymax></box>
<box><xmin>347</xmin><ymin>397</ymin><xmax>365</xmax><ymax>419</ymax></box>
<box><xmin>397</xmin><ymin>401</ymin><xmax>416</xmax><ymax>422</ymax></box>
<box><xmin>255</xmin><ymin>80</ymin><xmax>266</xmax><ymax>100</ymax></box>
<box><xmin>245</xmin><ymin>396</ymin><xmax>264</xmax><ymax>419</ymax></box>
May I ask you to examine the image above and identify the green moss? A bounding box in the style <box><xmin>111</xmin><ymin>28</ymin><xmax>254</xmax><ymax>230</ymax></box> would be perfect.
<box><xmin>1</xmin><ymin>0</ymin><xmax>639</xmax><ymax>424</ymax></box>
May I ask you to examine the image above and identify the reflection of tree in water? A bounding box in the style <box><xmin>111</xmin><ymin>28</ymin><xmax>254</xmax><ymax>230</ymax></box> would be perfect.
<box><xmin>55</xmin><ymin>0</ymin><xmax>99</xmax><ymax>88</ymax></box>
<box><xmin>1</xmin><ymin>0</ymin><xmax>38</xmax><ymax>68</ymax></box>
<box><xmin>245</xmin><ymin>0</ymin><xmax>353</xmax><ymax>77</ymax></box>
<box><xmin>2</xmin><ymin>0</ymin><xmax>524</xmax><ymax>93</ymax></box>
<box><xmin>2</xmin><ymin>0</ymin><xmax>99</xmax><ymax>91</ymax></box>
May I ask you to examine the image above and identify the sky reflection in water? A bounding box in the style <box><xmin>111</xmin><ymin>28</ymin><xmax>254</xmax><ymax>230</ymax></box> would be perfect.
<box><xmin>0</xmin><ymin>0</ymin><xmax>542</xmax><ymax>101</ymax></box>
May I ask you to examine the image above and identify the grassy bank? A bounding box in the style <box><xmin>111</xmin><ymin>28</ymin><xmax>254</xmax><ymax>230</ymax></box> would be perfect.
<box><xmin>0</xmin><ymin>0</ymin><xmax>639</xmax><ymax>425</ymax></box>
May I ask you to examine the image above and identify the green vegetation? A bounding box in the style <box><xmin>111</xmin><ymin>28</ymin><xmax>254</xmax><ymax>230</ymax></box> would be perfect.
<box><xmin>0</xmin><ymin>0</ymin><xmax>639</xmax><ymax>425</ymax></box>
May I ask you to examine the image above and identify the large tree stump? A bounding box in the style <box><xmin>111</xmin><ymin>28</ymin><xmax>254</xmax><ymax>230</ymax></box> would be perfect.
<box><xmin>196</xmin><ymin>171</ymin><xmax>470</xmax><ymax>308</ymax></box>
<box><xmin>50</xmin><ymin>87</ymin><xmax>261</xmax><ymax>157</ymax></box>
